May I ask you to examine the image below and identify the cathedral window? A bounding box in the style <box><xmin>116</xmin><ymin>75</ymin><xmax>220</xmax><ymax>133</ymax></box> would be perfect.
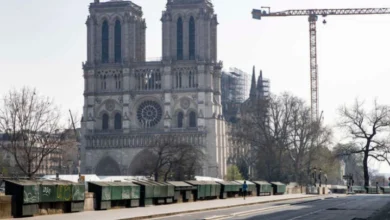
<box><xmin>189</xmin><ymin>16</ymin><xmax>196</xmax><ymax>60</ymax></box>
<box><xmin>102</xmin><ymin>113</ymin><xmax>109</xmax><ymax>130</ymax></box>
<box><xmin>137</xmin><ymin>100</ymin><xmax>163</xmax><ymax>128</ymax></box>
<box><xmin>188</xmin><ymin>71</ymin><xmax>196</xmax><ymax>88</ymax></box>
<box><xmin>175</xmin><ymin>72</ymin><xmax>182</xmax><ymax>89</ymax></box>
<box><xmin>135</xmin><ymin>69</ymin><xmax>161</xmax><ymax>91</ymax></box>
<box><xmin>114</xmin><ymin>113</ymin><xmax>122</xmax><ymax>130</ymax></box>
<box><xmin>101</xmin><ymin>20</ymin><xmax>109</xmax><ymax>63</ymax></box>
<box><xmin>189</xmin><ymin>72</ymin><xmax>192</xmax><ymax>88</ymax></box>
<box><xmin>177</xmin><ymin>112</ymin><xmax>184</xmax><ymax>128</ymax></box>
<box><xmin>103</xmin><ymin>75</ymin><xmax>107</xmax><ymax>90</ymax></box>
<box><xmin>115</xmin><ymin>75</ymin><xmax>121</xmax><ymax>89</ymax></box>
<box><xmin>177</xmin><ymin>17</ymin><xmax>183</xmax><ymax>60</ymax></box>
<box><xmin>176</xmin><ymin>74</ymin><xmax>179</xmax><ymax>88</ymax></box>
<box><xmin>114</xmin><ymin>20</ymin><xmax>122</xmax><ymax>63</ymax></box>
<box><xmin>189</xmin><ymin>111</ymin><xmax>197</xmax><ymax>127</ymax></box>
<box><xmin>179</xmin><ymin>72</ymin><xmax>182</xmax><ymax>88</ymax></box>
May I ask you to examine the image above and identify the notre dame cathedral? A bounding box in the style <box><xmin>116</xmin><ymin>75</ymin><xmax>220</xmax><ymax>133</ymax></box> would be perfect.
<box><xmin>80</xmin><ymin>0</ymin><xmax>228</xmax><ymax>178</ymax></box>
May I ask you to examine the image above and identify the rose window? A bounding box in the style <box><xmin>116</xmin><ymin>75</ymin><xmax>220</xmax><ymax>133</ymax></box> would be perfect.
<box><xmin>137</xmin><ymin>100</ymin><xmax>162</xmax><ymax>127</ymax></box>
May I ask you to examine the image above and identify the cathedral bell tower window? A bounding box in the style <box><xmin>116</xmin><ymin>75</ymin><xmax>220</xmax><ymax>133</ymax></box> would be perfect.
<box><xmin>175</xmin><ymin>72</ymin><xmax>182</xmax><ymax>89</ymax></box>
<box><xmin>115</xmin><ymin>75</ymin><xmax>121</xmax><ymax>89</ymax></box>
<box><xmin>189</xmin><ymin>111</ymin><xmax>197</xmax><ymax>127</ymax></box>
<box><xmin>177</xmin><ymin>17</ymin><xmax>183</xmax><ymax>60</ymax></box>
<box><xmin>114</xmin><ymin>20</ymin><xmax>122</xmax><ymax>63</ymax></box>
<box><xmin>188</xmin><ymin>71</ymin><xmax>196</xmax><ymax>88</ymax></box>
<box><xmin>177</xmin><ymin>112</ymin><xmax>184</xmax><ymax>128</ymax></box>
<box><xmin>114</xmin><ymin>113</ymin><xmax>122</xmax><ymax>130</ymax></box>
<box><xmin>102</xmin><ymin>113</ymin><xmax>109</xmax><ymax>130</ymax></box>
<box><xmin>101</xmin><ymin>20</ymin><xmax>109</xmax><ymax>63</ymax></box>
<box><xmin>189</xmin><ymin>16</ymin><xmax>195</xmax><ymax>60</ymax></box>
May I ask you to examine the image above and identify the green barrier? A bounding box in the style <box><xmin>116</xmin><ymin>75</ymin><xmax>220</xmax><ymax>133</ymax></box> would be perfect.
<box><xmin>351</xmin><ymin>186</ymin><xmax>365</xmax><ymax>193</ymax></box>
<box><xmin>5</xmin><ymin>180</ymin><xmax>40</xmax><ymax>217</ymax></box>
<box><xmin>88</xmin><ymin>181</ymin><xmax>140</xmax><ymax>210</ymax></box>
<box><xmin>131</xmin><ymin>184</ymin><xmax>140</xmax><ymax>199</ymax></box>
<box><xmin>167</xmin><ymin>181</ymin><xmax>197</xmax><ymax>202</ymax></box>
<box><xmin>88</xmin><ymin>182</ymin><xmax>111</xmax><ymax>210</ymax></box>
<box><xmin>381</xmin><ymin>186</ymin><xmax>390</xmax><ymax>194</ymax></box>
<box><xmin>366</xmin><ymin>186</ymin><xmax>378</xmax><ymax>194</ymax></box>
<box><xmin>56</xmin><ymin>183</ymin><xmax>73</xmax><ymax>202</ymax></box>
<box><xmin>72</xmin><ymin>183</ymin><xmax>85</xmax><ymax>201</ymax></box>
<box><xmin>185</xmin><ymin>181</ymin><xmax>206</xmax><ymax>200</ymax></box>
<box><xmin>253</xmin><ymin>181</ymin><xmax>272</xmax><ymax>196</ymax></box>
<box><xmin>6</xmin><ymin>179</ymin><xmax>84</xmax><ymax>217</ymax></box>
<box><xmin>40</xmin><ymin>181</ymin><xmax>57</xmax><ymax>203</ymax></box>
<box><xmin>217</xmin><ymin>181</ymin><xmax>241</xmax><ymax>199</ymax></box>
<box><xmin>132</xmin><ymin>180</ymin><xmax>155</xmax><ymax>206</ymax></box>
<box><xmin>271</xmin><ymin>182</ymin><xmax>286</xmax><ymax>195</ymax></box>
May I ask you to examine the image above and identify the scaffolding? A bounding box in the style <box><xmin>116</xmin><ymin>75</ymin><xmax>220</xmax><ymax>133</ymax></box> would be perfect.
<box><xmin>221</xmin><ymin>68</ymin><xmax>250</xmax><ymax>122</ymax></box>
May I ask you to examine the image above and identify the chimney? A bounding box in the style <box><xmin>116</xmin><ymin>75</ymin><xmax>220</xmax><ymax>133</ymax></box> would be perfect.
<box><xmin>94</xmin><ymin>0</ymin><xmax>100</xmax><ymax>3</ymax></box>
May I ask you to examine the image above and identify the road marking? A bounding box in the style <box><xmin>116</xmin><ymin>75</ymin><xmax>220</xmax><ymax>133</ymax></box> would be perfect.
<box><xmin>286</xmin><ymin>209</ymin><xmax>325</xmax><ymax>220</ymax></box>
<box><xmin>204</xmin><ymin>204</ymin><xmax>291</xmax><ymax>220</ymax></box>
<box><xmin>203</xmin><ymin>215</ymin><xmax>231</xmax><ymax>220</ymax></box>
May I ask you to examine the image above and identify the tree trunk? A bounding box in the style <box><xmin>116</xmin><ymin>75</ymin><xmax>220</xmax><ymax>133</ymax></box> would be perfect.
<box><xmin>28</xmin><ymin>163</ymin><xmax>32</xmax><ymax>180</ymax></box>
<box><xmin>363</xmin><ymin>150</ymin><xmax>369</xmax><ymax>187</ymax></box>
<box><xmin>294</xmin><ymin>162</ymin><xmax>300</xmax><ymax>183</ymax></box>
<box><xmin>154</xmin><ymin>171</ymin><xmax>159</xmax><ymax>182</ymax></box>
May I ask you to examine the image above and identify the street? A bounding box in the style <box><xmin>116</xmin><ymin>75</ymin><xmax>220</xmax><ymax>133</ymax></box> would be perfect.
<box><xmin>153</xmin><ymin>195</ymin><xmax>390</xmax><ymax>220</ymax></box>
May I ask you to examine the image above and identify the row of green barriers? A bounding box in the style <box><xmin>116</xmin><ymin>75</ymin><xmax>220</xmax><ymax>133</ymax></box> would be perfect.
<box><xmin>351</xmin><ymin>185</ymin><xmax>390</xmax><ymax>194</ymax></box>
<box><xmin>5</xmin><ymin>179</ymin><xmax>287</xmax><ymax>217</ymax></box>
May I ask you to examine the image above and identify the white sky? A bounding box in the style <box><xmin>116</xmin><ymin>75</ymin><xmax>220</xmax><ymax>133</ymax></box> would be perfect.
<box><xmin>1</xmin><ymin>0</ymin><xmax>390</xmax><ymax>172</ymax></box>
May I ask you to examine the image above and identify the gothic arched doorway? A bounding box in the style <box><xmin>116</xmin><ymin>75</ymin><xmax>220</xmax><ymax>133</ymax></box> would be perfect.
<box><xmin>95</xmin><ymin>156</ymin><xmax>121</xmax><ymax>176</ymax></box>
<box><xmin>128</xmin><ymin>149</ymin><xmax>157</xmax><ymax>176</ymax></box>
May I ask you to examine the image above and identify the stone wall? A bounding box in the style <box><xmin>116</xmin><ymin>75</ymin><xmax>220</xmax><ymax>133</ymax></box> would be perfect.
<box><xmin>286</xmin><ymin>186</ymin><xmax>305</xmax><ymax>194</ymax></box>
<box><xmin>0</xmin><ymin>196</ymin><xmax>11</xmax><ymax>219</ymax></box>
<box><xmin>84</xmin><ymin>192</ymin><xmax>95</xmax><ymax>211</ymax></box>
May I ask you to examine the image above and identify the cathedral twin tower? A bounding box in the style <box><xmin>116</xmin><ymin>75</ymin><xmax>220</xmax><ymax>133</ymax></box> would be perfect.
<box><xmin>81</xmin><ymin>0</ymin><xmax>228</xmax><ymax>178</ymax></box>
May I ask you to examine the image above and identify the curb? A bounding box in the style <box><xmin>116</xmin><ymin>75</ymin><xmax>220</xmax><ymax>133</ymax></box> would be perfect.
<box><xmin>120</xmin><ymin>195</ymin><xmax>332</xmax><ymax>220</ymax></box>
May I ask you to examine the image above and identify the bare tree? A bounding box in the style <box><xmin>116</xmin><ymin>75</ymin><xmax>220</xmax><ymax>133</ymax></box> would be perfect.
<box><xmin>0</xmin><ymin>87</ymin><xmax>71</xmax><ymax>179</ymax></box>
<box><xmin>231</xmin><ymin>92</ymin><xmax>332</xmax><ymax>183</ymax></box>
<box><xmin>285</xmin><ymin>97</ymin><xmax>332</xmax><ymax>183</ymax></box>
<box><xmin>337</xmin><ymin>99</ymin><xmax>390</xmax><ymax>186</ymax></box>
<box><xmin>131</xmin><ymin>135</ymin><xmax>205</xmax><ymax>181</ymax></box>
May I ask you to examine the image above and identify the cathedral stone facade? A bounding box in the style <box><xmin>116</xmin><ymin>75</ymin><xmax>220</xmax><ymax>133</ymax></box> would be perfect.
<box><xmin>80</xmin><ymin>0</ymin><xmax>228</xmax><ymax>178</ymax></box>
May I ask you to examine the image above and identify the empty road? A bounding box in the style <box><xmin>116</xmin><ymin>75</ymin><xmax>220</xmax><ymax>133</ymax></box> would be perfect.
<box><xmin>152</xmin><ymin>195</ymin><xmax>390</xmax><ymax>220</ymax></box>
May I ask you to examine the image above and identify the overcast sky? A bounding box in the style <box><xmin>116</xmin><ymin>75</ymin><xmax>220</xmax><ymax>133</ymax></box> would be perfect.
<box><xmin>1</xmin><ymin>0</ymin><xmax>390</xmax><ymax>172</ymax></box>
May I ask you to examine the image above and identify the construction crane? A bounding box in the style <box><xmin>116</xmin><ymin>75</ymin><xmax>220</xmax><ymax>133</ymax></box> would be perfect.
<box><xmin>252</xmin><ymin>7</ymin><xmax>390</xmax><ymax>121</ymax></box>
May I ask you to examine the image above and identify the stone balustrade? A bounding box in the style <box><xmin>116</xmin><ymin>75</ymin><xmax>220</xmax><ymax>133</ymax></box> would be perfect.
<box><xmin>85</xmin><ymin>131</ymin><xmax>207</xmax><ymax>149</ymax></box>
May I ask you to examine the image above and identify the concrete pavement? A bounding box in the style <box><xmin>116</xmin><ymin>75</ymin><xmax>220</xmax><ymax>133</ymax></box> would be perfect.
<box><xmin>21</xmin><ymin>194</ymin><xmax>323</xmax><ymax>220</ymax></box>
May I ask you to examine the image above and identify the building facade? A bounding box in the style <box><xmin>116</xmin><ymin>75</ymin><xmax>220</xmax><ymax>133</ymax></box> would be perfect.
<box><xmin>221</xmin><ymin>68</ymin><xmax>250</xmax><ymax>123</ymax></box>
<box><xmin>0</xmin><ymin>133</ymin><xmax>64</xmax><ymax>176</ymax></box>
<box><xmin>81</xmin><ymin>0</ymin><xmax>228</xmax><ymax>178</ymax></box>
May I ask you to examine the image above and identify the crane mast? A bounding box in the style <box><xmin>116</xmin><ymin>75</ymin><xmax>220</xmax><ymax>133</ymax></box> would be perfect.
<box><xmin>252</xmin><ymin>7</ymin><xmax>390</xmax><ymax>121</ymax></box>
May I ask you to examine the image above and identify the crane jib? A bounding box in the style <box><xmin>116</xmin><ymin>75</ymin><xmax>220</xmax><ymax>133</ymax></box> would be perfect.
<box><xmin>256</xmin><ymin>8</ymin><xmax>390</xmax><ymax>17</ymax></box>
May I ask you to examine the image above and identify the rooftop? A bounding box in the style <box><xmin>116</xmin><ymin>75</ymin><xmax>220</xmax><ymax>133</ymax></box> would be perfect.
<box><xmin>167</xmin><ymin>0</ymin><xmax>213</xmax><ymax>7</ymax></box>
<box><xmin>90</xmin><ymin>0</ymin><xmax>142</xmax><ymax>13</ymax></box>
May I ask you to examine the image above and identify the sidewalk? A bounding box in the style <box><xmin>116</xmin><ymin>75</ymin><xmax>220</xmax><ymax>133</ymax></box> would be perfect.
<box><xmin>23</xmin><ymin>194</ymin><xmax>323</xmax><ymax>220</ymax></box>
